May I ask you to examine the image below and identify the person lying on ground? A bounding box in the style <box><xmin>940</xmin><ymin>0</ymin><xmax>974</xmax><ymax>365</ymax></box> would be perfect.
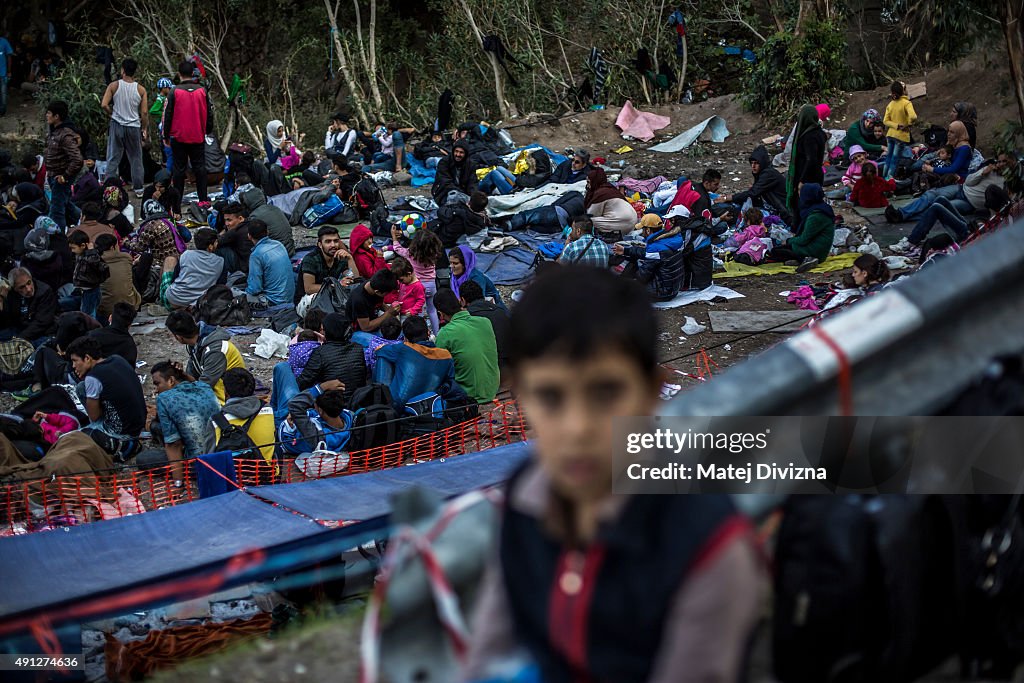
<box><xmin>66</xmin><ymin>336</ymin><xmax>145</xmax><ymax>461</ymax></box>
<box><xmin>449</xmin><ymin>245</ymin><xmax>507</xmax><ymax>313</ymax></box>
<box><xmin>346</xmin><ymin>268</ymin><xmax>400</xmax><ymax>334</ymax></box>
<box><xmin>434</xmin><ymin>288</ymin><xmax>499</xmax><ymax>404</ymax></box>
<box><xmin>462</xmin><ymin>266</ymin><xmax>762</xmax><ymax>683</ymax></box>
<box><xmin>300</xmin><ymin>225</ymin><xmax>357</xmax><ymax>296</ymax></box>
<box><xmin>545</xmin><ymin>149</ymin><xmax>593</xmax><ymax>186</ymax></box>
<box><xmin>297</xmin><ymin>312</ymin><xmax>367</xmax><ymax>403</ymax></box>
<box><xmin>765</xmin><ymin>183</ymin><xmax>835</xmax><ymax>272</ymax></box>
<box><xmin>373</xmin><ymin>316</ymin><xmax>457</xmax><ymax>410</ymax></box>
<box><xmin>152</xmin><ymin>360</ymin><xmax>220</xmax><ymax>483</ymax></box>
<box><xmin>0</xmin><ymin>267</ymin><xmax>58</xmax><ymax>344</ymax></box>
<box><xmin>163</xmin><ymin>227</ymin><xmax>225</xmax><ymax>310</ymax></box>
<box><xmin>166</xmin><ymin>309</ymin><xmax>246</xmax><ymax>404</ymax></box>
<box><xmin>245</xmin><ymin>219</ymin><xmax>295</xmax><ymax>308</ymax></box>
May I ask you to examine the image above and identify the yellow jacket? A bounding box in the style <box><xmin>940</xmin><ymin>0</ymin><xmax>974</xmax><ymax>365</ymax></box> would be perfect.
<box><xmin>883</xmin><ymin>96</ymin><xmax>917</xmax><ymax>143</ymax></box>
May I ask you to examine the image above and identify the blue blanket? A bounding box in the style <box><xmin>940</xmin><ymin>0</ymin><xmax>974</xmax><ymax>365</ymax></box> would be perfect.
<box><xmin>473</xmin><ymin>230</ymin><xmax>560</xmax><ymax>286</ymax></box>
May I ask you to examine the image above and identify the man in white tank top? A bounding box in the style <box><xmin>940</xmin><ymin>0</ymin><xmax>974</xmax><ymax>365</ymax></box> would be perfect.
<box><xmin>100</xmin><ymin>57</ymin><xmax>149</xmax><ymax>196</ymax></box>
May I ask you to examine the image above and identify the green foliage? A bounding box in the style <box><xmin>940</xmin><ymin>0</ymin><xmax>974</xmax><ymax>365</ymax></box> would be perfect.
<box><xmin>33</xmin><ymin>58</ymin><xmax>108</xmax><ymax>147</ymax></box>
<box><xmin>995</xmin><ymin>120</ymin><xmax>1024</xmax><ymax>155</ymax></box>
<box><xmin>741</xmin><ymin>20</ymin><xmax>849</xmax><ymax>120</ymax></box>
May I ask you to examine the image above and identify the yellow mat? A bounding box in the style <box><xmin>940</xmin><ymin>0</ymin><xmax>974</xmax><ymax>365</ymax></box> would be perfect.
<box><xmin>715</xmin><ymin>252</ymin><xmax>860</xmax><ymax>279</ymax></box>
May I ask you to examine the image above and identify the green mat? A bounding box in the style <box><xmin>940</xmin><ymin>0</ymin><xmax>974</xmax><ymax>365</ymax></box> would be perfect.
<box><xmin>851</xmin><ymin>196</ymin><xmax>913</xmax><ymax>218</ymax></box>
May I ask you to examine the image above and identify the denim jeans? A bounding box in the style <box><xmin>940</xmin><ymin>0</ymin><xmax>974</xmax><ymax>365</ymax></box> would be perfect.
<box><xmin>909</xmin><ymin>196</ymin><xmax>969</xmax><ymax>245</ymax></box>
<box><xmin>163</xmin><ymin>144</ymin><xmax>173</xmax><ymax>172</ymax></box>
<box><xmin>270</xmin><ymin>361</ymin><xmax>300</xmax><ymax>423</ymax></box>
<box><xmin>80</xmin><ymin>287</ymin><xmax>101</xmax><ymax>319</ymax></box>
<box><xmin>48</xmin><ymin>179</ymin><xmax>74</xmax><ymax>230</ymax></box>
<box><xmin>422</xmin><ymin>279</ymin><xmax>439</xmax><ymax>334</ymax></box>
<box><xmin>351</xmin><ymin>331</ymin><xmax>374</xmax><ymax>348</ymax></box>
<box><xmin>883</xmin><ymin>137</ymin><xmax>907</xmax><ymax>179</ymax></box>
<box><xmin>899</xmin><ymin>184</ymin><xmax>973</xmax><ymax>221</ymax></box>
<box><xmin>106</xmin><ymin>120</ymin><xmax>144</xmax><ymax>190</ymax></box>
<box><xmin>479</xmin><ymin>167</ymin><xmax>516</xmax><ymax>195</ymax></box>
<box><xmin>362</xmin><ymin>153</ymin><xmax>395</xmax><ymax>173</ymax></box>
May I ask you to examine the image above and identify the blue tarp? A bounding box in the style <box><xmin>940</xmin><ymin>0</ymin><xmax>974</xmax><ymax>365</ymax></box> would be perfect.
<box><xmin>474</xmin><ymin>231</ymin><xmax>557</xmax><ymax>286</ymax></box>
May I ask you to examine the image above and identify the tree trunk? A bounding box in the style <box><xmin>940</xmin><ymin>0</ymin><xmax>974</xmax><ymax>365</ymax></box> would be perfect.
<box><xmin>1001</xmin><ymin>0</ymin><xmax>1024</xmax><ymax>127</ymax></box>
<box><xmin>795</xmin><ymin>0</ymin><xmax>818</xmax><ymax>35</ymax></box>
<box><xmin>675</xmin><ymin>34</ymin><xmax>688</xmax><ymax>103</ymax></box>
<box><xmin>457</xmin><ymin>0</ymin><xmax>512</xmax><ymax>120</ymax></box>
<box><xmin>352</xmin><ymin>0</ymin><xmax>385</xmax><ymax>114</ymax></box>
<box><xmin>324</xmin><ymin>0</ymin><xmax>372</xmax><ymax>129</ymax></box>
<box><xmin>844</xmin><ymin>0</ymin><xmax>885</xmax><ymax>83</ymax></box>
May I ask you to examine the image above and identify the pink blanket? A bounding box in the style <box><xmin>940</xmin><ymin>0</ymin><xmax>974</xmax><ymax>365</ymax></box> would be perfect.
<box><xmin>615</xmin><ymin>101</ymin><xmax>671</xmax><ymax>142</ymax></box>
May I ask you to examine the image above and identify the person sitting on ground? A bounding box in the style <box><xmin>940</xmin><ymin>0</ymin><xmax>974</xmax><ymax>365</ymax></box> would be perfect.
<box><xmin>277</xmin><ymin>138</ymin><xmax>302</xmax><ymax>174</ymax></box>
<box><xmin>850</xmin><ymin>163</ymin><xmax>896</xmax><ymax>209</ymax></box>
<box><xmin>725</xmin><ymin>208</ymin><xmax>769</xmax><ymax>266</ymax></box>
<box><xmin>612</xmin><ymin>211</ymin><xmax>686</xmax><ymax>302</ymax></box>
<box><xmin>297</xmin><ymin>312</ymin><xmax>367</xmax><ymax>403</ymax></box>
<box><xmin>373</xmin><ymin>316</ymin><xmax>457</xmax><ymax>410</ymax></box>
<box><xmin>215</xmin><ymin>203</ymin><xmax>252</xmax><ymax>275</ymax></box>
<box><xmin>163</xmin><ymin>227</ymin><xmax>225</xmax><ymax>310</ymax></box>
<box><xmin>94</xmin><ymin>233</ymin><xmax>140</xmax><ymax>319</ymax></box>
<box><xmin>277</xmin><ymin>379</ymin><xmax>350</xmax><ymax>455</ymax></box>
<box><xmin>87</xmin><ymin>301</ymin><xmax>138</xmax><ymax>366</ymax></box>
<box><xmin>217</xmin><ymin>367</ymin><xmax>276</xmax><ymax>468</ymax></box>
<box><xmin>66</xmin><ymin>336</ymin><xmax>146</xmax><ymax>461</ymax></box>
<box><xmin>126</xmin><ymin>199</ymin><xmax>183</xmax><ymax>269</ymax></box>
<box><xmin>332</xmin><ymin>159</ymin><xmax>362</xmax><ymax>200</ymax></box>
<box><xmin>843</xmin><ymin>109</ymin><xmax>885</xmax><ymax>159</ymax></box>
<box><xmin>851</xmin><ymin>253</ymin><xmax>891</xmax><ymax>293</ymax></box>
<box><xmin>71</xmin><ymin>147</ymin><xmax>102</xmax><ymax>207</ymax></box>
<box><xmin>766</xmin><ymin>183</ymin><xmax>835</xmax><ymax>272</ymax></box>
<box><xmin>245</xmin><ymin>219</ymin><xmax>295</xmax><ymax>308</ymax></box>
<box><xmin>362</xmin><ymin>121</ymin><xmax>407</xmax><ymax>173</ymax></box>
<box><xmin>886</xmin><ymin>152</ymin><xmax>1009</xmax><ymax>226</ymax></box>
<box><xmin>100</xmin><ymin>186</ymin><xmax>134</xmax><ymax>239</ymax></box>
<box><xmin>429</xmin><ymin>191</ymin><xmax>490</xmax><ymax>266</ymax></box>
<box><xmin>910</xmin><ymin>145</ymin><xmax>956</xmax><ymax>195</ymax></box>
<box><xmin>152</xmin><ymin>360</ymin><xmax>220</xmax><ymax>484</ymax></box>
<box><xmin>998</xmin><ymin>149</ymin><xmax>1022</xmax><ymax>199</ymax></box>
<box><xmin>22</xmin><ymin>153</ymin><xmax>46</xmax><ymax>190</ymax></box>
<box><xmin>362</xmin><ymin>315</ymin><xmax>404</xmax><ymax>372</ymax></box>
<box><xmin>68</xmin><ymin>230</ymin><xmax>109</xmax><ymax>320</ymax></box>
<box><xmin>434</xmin><ymin>288</ymin><xmax>499</xmax><ymax>403</ymax></box>
<box><xmin>74</xmin><ymin>200</ymin><xmax>118</xmax><ymax>245</ymax></box>
<box><xmin>513</xmin><ymin>148</ymin><xmax>554</xmax><ymax>190</ymax></box>
<box><xmin>546</xmin><ymin>149</ymin><xmax>593</xmax><ymax>186</ymax></box>
<box><xmin>715</xmin><ymin>146</ymin><xmax>793</xmax><ymax>226</ymax></box>
<box><xmin>166</xmin><ymin>309</ymin><xmax>246</xmax><ymax>403</ymax></box>
<box><xmin>141</xmin><ymin>169</ymin><xmax>182</xmax><ymax>217</ymax></box>
<box><xmin>687</xmin><ymin>169</ymin><xmax>722</xmax><ymax>218</ymax></box>
<box><xmin>479</xmin><ymin>165</ymin><xmax>518</xmax><ymax>196</ymax></box>
<box><xmin>348</xmin><ymin>223</ymin><xmax>387</xmax><ymax>280</ymax></box>
<box><xmin>264</xmin><ymin>119</ymin><xmax>288</xmax><ymax>165</ymax></box>
<box><xmin>347</xmin><ymin>268</ymin><xmax>400</xmax><ymax>334</ymax></box>
<box><xmin>391</xmin><ymin>223</ymin><xmax>443</xmax><ymax>333</ymax></box>
<box><xmin>288</xmin><ymin>329</ymin><xmax>322</xmax><ymax>377</ymax></box>
<box><xmin>462</xmin><ymin>267</ymin><xmax>762</xmax><ymax>683</ymax></box>
<box><xmin>558</xmin><ymin>215</ymin><xmax>611</xmax><ymax>269</ymax></box>
<box><xmin>239</xmin><ymin>183</ymin><xmax>295</xmax><ymax>256</ymax></box>
<box><xmin>432</xmin><ymin>141</ymin><xmax>477</xmax><ymax>203</ymax></box>
<box><xmin>922</xmin><ymin>120</ymin><xmax>972</xmax><ymax>182</ymax></box>
<box><xmin>460</xmin><ymin>279</ymin><xmax>511</xmax><ymax>375</ymax></box>
<box><xmin>841</xmin><ymin>146</ymin><xmax>876</xmax><ymax>191</ymax></box>
<box><xmin>389</xmin><ymin>255</ymin><xmax>426</xmax><ymax>317</ymax></box>
<box><xmin>917</xmin><ymin>233</ymin><xmax>960</xmax><ymax>270</ymax></box>
<box><xmin>21</xmin><ymin>218</ymin><xmax>68</xmax><ymax>294</ymax></box>
<box><xmin>413</xmin><ymin>130</ymin><xmax>449</xmax><ymax>168</ymax></box>
<box><xmin>449</xmin><ymin>245</ymin><xmax>506</xmax><ymax>311</ymax></box>
<box><xmin>300</xmin><ymin>225</ymin><xmax>358</xmax><ymax>297</ymax></box>
<box><xmin>326</xmin><ymin>113</ymin><xmax>358</xmax><ymax>158</ymax></box>
<box><xmin>584</xmin><ymin>168</ymin><xmax>635</xmax><ymax>235</ymax></box>
<box><xmin>0</xmin><ymin>268</ymin><xmax>59</xmax><ymax>344</ymax></box>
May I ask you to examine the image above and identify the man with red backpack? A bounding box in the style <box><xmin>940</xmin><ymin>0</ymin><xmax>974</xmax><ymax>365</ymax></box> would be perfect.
<box><xmin>163</xmin><ymin>60</ymin><xmax>213</xmax><ymax>203</ymax></box>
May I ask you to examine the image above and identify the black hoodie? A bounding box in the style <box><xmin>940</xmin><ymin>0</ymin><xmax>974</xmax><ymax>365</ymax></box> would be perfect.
<box><xmin>731</xmin><ymin>146</ymin><xmax>792</xmax><ymax>225</ymax></box>
<box><xmin>432</xmin><ymin>142</ymin><xmax>478</xmax><ymax>202</ymax></box>
<box><xmin>296</xmin><ymin>313</ymin><xmax>367</xmax><ymax>402</ymax></box>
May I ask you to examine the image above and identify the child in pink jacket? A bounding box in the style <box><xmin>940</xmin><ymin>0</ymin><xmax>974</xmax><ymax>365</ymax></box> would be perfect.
<box><xmin>33</xmin><ymin>411</ymin><xmax>80</xmax><ymax>445</ymax></box>
<box><xmin>726</xmin><ymin>207</ymin><xmax>768</xmax><ymax>249</ymax></box>
<box><xmin>390</xmin><ymin>255</ymin><xmax>426</xmax><ymax>316</ymax></box>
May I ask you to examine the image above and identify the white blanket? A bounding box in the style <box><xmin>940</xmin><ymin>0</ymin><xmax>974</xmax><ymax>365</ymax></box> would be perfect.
<box><xmin>650</xmin><ymin>116</ymin><xmax>730</xmax><ymax>153</ymax></box>
<box><xmin>486</xmin><ymin>181</ymin><xmax>587</xmax><ymax>218</ymax></box>
<box><xmin>652</xmin><ymin>284</ymin><xmax>745</xmax><ymax>309</ymax></box>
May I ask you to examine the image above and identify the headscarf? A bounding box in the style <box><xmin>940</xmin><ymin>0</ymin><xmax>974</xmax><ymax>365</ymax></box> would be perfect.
<box><xmin>34</xmin><ymin>216</ymin><xmax>60</xmax><ymax>234</ymax></box>
<box><xmin>797</xmin><ymin>183</ymin><xmax>835</xmax><ymax>234</ymax></box>
<box><xmin>450</xmin><ymin>245</ymin><xmax>477</xmax><ymax>299</ymax></box>
<box><xmin>266</xmin><ymin>120</ymin><xmax>285</xmax><ymax>149</ymax></box>
<box><xmin>952</xmin><ymin>102</ymin><xmax>978</xmax><ymax>128</ymax></box>
<box><xmin>947</xmin><ymin>121</ymin><xmax>970</xmax><ymax>148</ymax></box>
<box><xmin>787</xmin><ymin>104</ymin><xmax>823</xmax><ymax>215</ymax></box>
<box><xmin>23</xmin><ymin>226</ymin><xmax>54</xmax><ymax>260</ymax></box>
<box><xmin>583</xmin><ymin>168</ymin><xmax>624</xmax><ymax>208</ymax></box>
<box><xmin>859</xmin><ymin>108</ymin><xmax>880</xmax><ymax>137</ymax></box>
<box><xmin>103</xmin><ymin>185</ymin><xmax>122</xmax><ymax>209</ymax></box>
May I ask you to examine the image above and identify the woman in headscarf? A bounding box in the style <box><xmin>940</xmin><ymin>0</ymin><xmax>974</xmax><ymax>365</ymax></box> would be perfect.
<box><xmin>923</xmin><ymin>121</ymin><xmax>972</xmax><ymax>182</ymax></box>
<box><xmin>767</xmin><ymin>183</ymin><xmax>835</xmax><ymax>271</ymax></box>
<box><xmin>951</xmin><ymin>102</ymin><xmax>978</xmax><ymax>150</ymax></box>
<box><xmin>844</xmin><ymin>109</ymin><xmax>885</xmax><ymax>159</ymax></box>
<box><xmin>786</xmin><ymin>104</ymin><xmax>828</xmax><ymax>218</ymax></box>
<box><xmin>101</xmin><ymin>185</ymin><xmax>134</xmax><ymax>238</ymax></box>
<box><xmin>265</xmin><ymin>120</ymin><xmax>286</xmax><ymax>164</ymax></box>
<box><xmin>583</xmin><ymin>168</ymin><xmax>636</xmax><ymax>235</ymax></box>
<box><xmin>448</xmin><ymin>245</ymin><xmax>507</xmax><ymax>313</ymax></box>
<box><xmin>22</xmin><ymin>217</ymin><xmax>67</xmax><ymax>293</ymax></box>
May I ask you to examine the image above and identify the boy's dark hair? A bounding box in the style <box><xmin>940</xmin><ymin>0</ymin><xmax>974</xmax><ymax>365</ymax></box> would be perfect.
<box><xmin>743</xmin><ymin>207</ymin><xmax>764</xmax><ymax>225</ymax></box>
<box><xmin>248</xmin><ymin>219</ymin><xmax>269</xmax><ymax>240</ymax></box>
<box><xmin>315</xmin><ymin>390</ymin><xmax>346</xmax><ymax>418</ymax></box>
<box><xmin>702</xmin><ymin>169</ymin><xmax>722</xmax><ymax>183</ymax></box>
<box><xmin>469</xmin><ymin>191</ymin><xmax>489</xmax><ymax>213</ymax></box>
<box><xmin>317</xmin><ymin>225</ymin><xmax>339</xmax><ymax>240</ymax></box>
<box><xmin>223</xmin><ymin>202</ymin><xmax>247</xmax><ymax>218</ymax></box>
<box><xmin>301</xmin><ymin>150</ymin><xmax>316</xmax><ymax>167</ymax></box>
<box><xmin>459</xmin><ymin>279</ymin><xmax>484</xmax><ymax>303</ymax></box>
<box><xmin>389</xmin><ymin>255</ymin><xmax>413</xmax><ymax>278</ymax></box>
<box><xmin>402</xmin><ymin>316</ymin><xmax>429</xmax><ymax>343</ymax></box>
<box><xmin>81</xmin><ymin>201</ymin><xmax>103</xmax><ymax>220</ymax></box>
<box><xmin>166</xmin><ymin>310</ymin><xmax>200</xmax><ymax>338</ymax></box>
<box><xmin>20</xmin><ymin>154</ymin><xmax>37</xmax><ymax>170</ymax></box>
<box><xmin>940</xmin><ymin>144</ymin><xmax>955</xmax><ymax>156</ymax></box>
<box><xmin>297</xmin><ymin>329</ymin><xmax>320</xmax><ymax>342</ymax></box>
<box><xmin>508</xmin><ymin>267</ymin><xmax>658</xmax><ymax>382</ymax></box>
<box><xmin>235</xmin><ymin>172</ymin><xmax>252</xmax><ymax>185</ymax></box>
<box><xmin>94</xmin><ymin>233</ymin><xmax>117</xmax><ymax>253</ymax></box>
<box><xmin>331</xmin><ymin>155</ymin><xmax>348</xmax><ymax>171</ymax></box>
<box><xmin>111</xmin><ymin>301</ymin><xmax>137</xmax><ymax>328</ymax></box>
<box><xmin>573</xmin><ymin>215</ymin><xmax>594</xmax><ymax>233</ymax></box>
<box><xmin>380</xmin><ymin>316</ymin><xmax>402</xmax><ymax>340</ymax></box>
<box><xmin>890</xmin><ymin>80</ymin><xmax>904</xmax><ymax>97</ymax></box>
<box><xmin>66</xmin><ymin>336</ymin><xmax>103</xmax><ymax>361</ymax></box>
<box><xmin>434</xmin><ymin>289</ymin><xmax>463</xmax><ymax>317</ymax></box>
<box><xmin>919</xmin><ymin>233</ymin><xmax>956</xmax><ymax>265</ymax></box>
<box><xmin>369</xmin><ymin>268</ymin><xmax>398</xmax><ymax>294</ymax></box>
<box><xmin>222</xmin><ymin>367</ymin><xmax>256</xmax><ymax>399</ymax></box>
<box><xmin>121</xmin><ymin>58</ymin><xmax>138</xmax><ymax>76</ymax></box>
<box><xmin>151</xmin><ymin>360</ymin><xmax>189</xmax><ymax>383</ymax></box>
<box><xmin>303</xmin><ymin>308</ymin><xmax>327</xmax><ymax>331</ymax></box>
<box><xmin>68</xmin><ymin>230</ymin><xmax>90</xmax><ymax>246</ymax></box>
<box><xmin>985</xmin><ymin>184</ymin><xmax>1011</xmax><ymax>213</ymax></box>
<box><xmin>178</xmin><ymin>60</ymin><xmax>196</xmax><ymax>77</ymax></box>
<box><xmin>194</xmin><ymin>227</ymin><xmax>218</xmax><ymax>251</ymax></box>
<box><xmin>46</xmin><ymin>101</ymin><xmax>69</xmax><ymax>121</ymax></box>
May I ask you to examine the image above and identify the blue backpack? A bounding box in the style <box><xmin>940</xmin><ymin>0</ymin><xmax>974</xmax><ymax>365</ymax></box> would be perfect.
<box><xmin>302</xmin><ymin>194</ymin><xmax>345</xmax><ymax>228</ymax></box>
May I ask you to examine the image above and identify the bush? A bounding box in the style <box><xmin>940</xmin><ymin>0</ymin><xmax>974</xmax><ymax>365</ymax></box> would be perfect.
<box><xmin>741</xmin><ymin>20</ymin><xmax>848</xmax><ymax>120</ymax></box>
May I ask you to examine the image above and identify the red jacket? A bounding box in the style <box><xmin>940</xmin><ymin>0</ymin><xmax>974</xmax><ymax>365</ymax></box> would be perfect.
<box><xmin>850</xmin><ymin>176</ymin><xmax>896</xmax><ymax>209</ymax></box>
<box><xmin>349</xmin><ymin>223</ymin><xmax>387</xmax><ymax>279</ymax></box>
<box><xmin>165</xmin><ymin>82</ymin><xmax>211</xmax><ymax>145</ymax></box>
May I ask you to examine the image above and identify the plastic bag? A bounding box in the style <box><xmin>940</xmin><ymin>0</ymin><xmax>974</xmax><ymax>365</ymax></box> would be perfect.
<box><xmin>254</xmin><ymin>328</ymin><xmax>291</xmax><ymax>359</ymax></box>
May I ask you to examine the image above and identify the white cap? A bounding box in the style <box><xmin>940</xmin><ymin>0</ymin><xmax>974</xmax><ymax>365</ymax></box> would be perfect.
<box><xmin>664</xmin><ymin>205</ymin><xmax>691</xmax><ymax>220</ymax></box>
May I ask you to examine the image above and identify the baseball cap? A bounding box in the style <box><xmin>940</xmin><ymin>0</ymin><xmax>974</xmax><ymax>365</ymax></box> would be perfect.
<box><xmin>636</xmin><ymin>213</ymin><xmax>664</xmax><ymax>230</ymax></box>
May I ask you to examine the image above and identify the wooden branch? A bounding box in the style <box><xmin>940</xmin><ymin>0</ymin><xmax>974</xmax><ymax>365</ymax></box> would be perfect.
<box><xmin>324</xmin><ymin>0</ymin><xmax>372</xmax><ymax>128</ymax></box>
<box><xmin>457</xmin><ymin>0</ymin><xmax>511</xmax><ymax>120</ymax></box>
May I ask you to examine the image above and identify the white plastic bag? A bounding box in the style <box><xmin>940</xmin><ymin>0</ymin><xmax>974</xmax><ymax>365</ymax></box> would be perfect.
<box><xmin>682</xmin><ymin>316</ymin><xmax>707</xmax><ymax>335</ymax></box>
<box><xmin>295</xmin><ymin>442</ymin><xmax>351</xmax><ymax>478</ymax></box>
<box><xmin>254</xmin><ymin>328</ymin><xmax>291</xmax><ymax>359</ymax></box>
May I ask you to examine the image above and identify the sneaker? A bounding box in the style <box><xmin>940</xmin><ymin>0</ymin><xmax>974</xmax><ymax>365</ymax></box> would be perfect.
<box><xmin>889</xmin><ymin>237</ymin><xmax>912</xmax><ymax>254</ymax></box>
<box><xmin>885</xmin><ymin>205</ymin><xmax>903</xmax><ymax>223</ymax></box>
<box><xmin>796</xmin><ymin>257</ymin><xmax>819</xmax><ymax>273</ymax></box>
<box><xmin>134</xmin><ymin>188</ymin><xmax>144</xmax><ymax>198</ymax></box>
<box><xmin>784</xmin><ymin>259</ymin><xmax>800</xmax><ymax>266</ymax></box>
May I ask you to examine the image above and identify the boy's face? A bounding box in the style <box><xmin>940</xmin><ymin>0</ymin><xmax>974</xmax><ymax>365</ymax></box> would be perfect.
<box><xmin>363</xmin><ymin>237</ymin><xmax>374</xmax><ymax>251</ymax></box>
<box><xmin>70</xmin><ymin>243</ymin><xmax>87</xmax><ymax>255</ymax></box>
<box><xmin>853</xmin><ymin>152</ymin><xmax>866</xmax><ymax>164</ymax></box>
<box><xmin>514</xmin><ymin>347</ymin><xmax>659</xmax><ymax>503</ymax></box>
<box><xmin>160</xmin><ymin>87</ymin><xmax>170</xmax><ymax>97</ymax></box>
<box><xmin>938</xmin><ymin>149</ymin><xmax>950</xmax><ymax>161</ymax></box>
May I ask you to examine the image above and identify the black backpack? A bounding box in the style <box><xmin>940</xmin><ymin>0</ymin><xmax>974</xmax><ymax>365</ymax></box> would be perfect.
<box><xmin>346</xmin><ymin>383</ymin><xmax>400</xmax><ymax>451</ymax></box>
<box><xmin>213</xmin><ymin>408</ymin><xmax>272</xmax><ymax>485</ymax></box>
<box><xmin>197</xmin><ymin>284</ymin><xmax>252</xmax><ymax>326</ymax></box>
